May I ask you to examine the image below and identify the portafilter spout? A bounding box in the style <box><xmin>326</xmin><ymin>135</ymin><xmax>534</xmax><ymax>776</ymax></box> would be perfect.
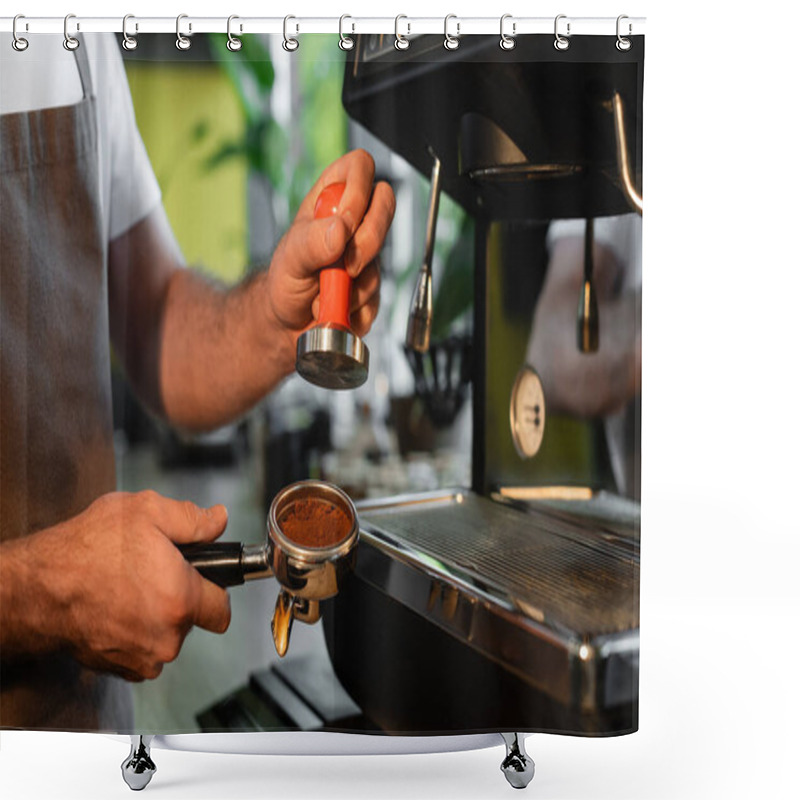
<box><xmin>179</xmin><ymin>480</ymin><xmax>358</xmax><ymax>658</ymax></box>
<box><xmin>405</xmin><ymin>150</ymin><xmax>442</xmax><ymax>353</ymax></box>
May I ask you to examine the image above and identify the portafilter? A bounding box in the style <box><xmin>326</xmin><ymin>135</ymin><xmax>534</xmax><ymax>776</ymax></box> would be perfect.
<box><xmin>178</xmin><ymin>480</ymin><xmax>358</xmax><ymax>657</ymax></box>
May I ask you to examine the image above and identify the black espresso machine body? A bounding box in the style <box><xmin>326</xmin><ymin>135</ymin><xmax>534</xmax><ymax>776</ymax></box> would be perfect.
<box><xmin>323</xmin><ymin>34</ymin><xmax>643</xmax><ymax>735</ymax></box>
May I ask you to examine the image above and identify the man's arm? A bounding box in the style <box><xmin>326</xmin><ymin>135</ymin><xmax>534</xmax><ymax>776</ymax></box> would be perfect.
<box><xmin>0</xmin><ymin>492</ymin><xmax>231</xmax><ymax>680</ymax></box>
<box><xmin>108</xmin><ymin>149</ymin><xmax>395</xmax><ymax>432</ymax></box>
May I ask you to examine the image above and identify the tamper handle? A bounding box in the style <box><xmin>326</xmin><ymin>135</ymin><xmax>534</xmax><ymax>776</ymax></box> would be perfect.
<box><xmin>315</xmin><ymin>182</ymin><xmax>351</xmax><ymax>330</ymax></box>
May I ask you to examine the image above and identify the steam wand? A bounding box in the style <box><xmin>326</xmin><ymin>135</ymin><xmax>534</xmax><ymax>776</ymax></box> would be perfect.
<box><xmin>577</xmin><ymin>217</ymin><xmax>599</xmax><ymax>352</ymax></box>
<box><xmin>406</xmin><ymin>150</ymin><xmax>442</xmax><ymax>353</ymax></box>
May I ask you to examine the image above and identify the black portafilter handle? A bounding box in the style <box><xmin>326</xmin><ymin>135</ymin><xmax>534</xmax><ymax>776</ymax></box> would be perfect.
<box><xmin>177</xmin><ymin>542</ymin><xmax>247</xmax><ymax>588</ymax></box>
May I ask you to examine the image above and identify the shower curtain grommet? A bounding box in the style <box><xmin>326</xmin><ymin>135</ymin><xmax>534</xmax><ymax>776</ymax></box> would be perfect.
<box><xmin>11</xmin><ymin>14</ymin><xmax>29</xmax><ymax>51</ymax></box>
<box><xmin>121</xmin><ymin>14</ymin><xmax>138</xmax><ymax>51</ymax></box>
<box><xmin>554</xmin><ymin>14</ymin><xmax>571</xmax><ymax>51</ymax></box>
<box><xmin>444</xmin><ymin>14</ymin><xmax>460</xmax><ymax>50</ymax></box>
<box><xmin>500</xmin><ymin>14</ymin><xmax>516</xmax><ymax>50</ymax></box>
<box><xmin>226</xmin><ymin>15</ymin><xmax>242</xmax><ymax>51</ymax></box>
<box><xmin>283</xmin><ymin>15</ymin><xmax>299</xmax><ymax>51</ymax></box>
<box><xmin>63</xmin><ymin>13</ymin><xmax>79</xmax><ymax>51</ymax></box>
<box><xmin>395</xmin><ymin>15</ymin><xmax>410</xmax><ymax>50</ymax></box>
<box><xmin>616</xmin><ymin>15</ymin><xmax>633</xmax><ymax>50</ymax></box>
<box><xmin>175</xmin><ymin>14</ymin><xmax>191</xmax><ymax>51</ymax></box>
<box><xmin>339</xmin><ymin>15</ymin><xmax>355</xmax><ymax>51</ymax></box>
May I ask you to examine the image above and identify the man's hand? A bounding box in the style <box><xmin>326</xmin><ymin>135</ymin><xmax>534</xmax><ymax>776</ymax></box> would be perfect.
<box><xmin>0</xmin><ymin>491</ymin><xmax>231</xmax><ymax>682</ymax></box>
<box><xmin>262</xmin><ymin>149</ymin><xmax>396</xmax><ymax>357</ymax></box>
<box><xmin>109</xmin><ymin>148</ymin><xmax>395</xmax><ymax>432</ymax></box>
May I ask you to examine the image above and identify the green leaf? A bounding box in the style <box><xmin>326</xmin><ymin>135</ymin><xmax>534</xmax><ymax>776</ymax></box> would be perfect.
<box><xmin>207</xmin><ymin>33</ymin><xmax>253</xmax><ymax>124</ymax></box>
<box><xmin>204</xmin><ymin>140</ymin><xmax>247</xmax><ymax>171</ymax></box>
<box><xmin>262</xmin><ymin>118</ymin><xmax>289</xmax><ymax>189</ymax></box>
<box><xmin>242</xmin><ymin>36</ymin><xmax>275</xmax><ymax>91</ymax></box>
<box><xmin>191</xmin><ymin>119</ymin><xmax>210</xmax><ymax>142</ymax></box>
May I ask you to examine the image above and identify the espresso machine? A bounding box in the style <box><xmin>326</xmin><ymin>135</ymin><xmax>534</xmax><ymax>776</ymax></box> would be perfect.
<box><xmin>121</xmin><ymin>31</ymin><xmax>642</xmax><ymax>792</ymax></box>
<box><xmin>319</xmin><ymin>29</ymin><xmax>643</xmax><ymax>765</ymax></box>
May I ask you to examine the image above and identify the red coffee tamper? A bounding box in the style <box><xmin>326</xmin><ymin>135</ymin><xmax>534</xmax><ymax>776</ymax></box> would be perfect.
<box><xmin>295</xmin><ymin>182</ymin><xmax>369</xmax><ymax>390</ymax></box>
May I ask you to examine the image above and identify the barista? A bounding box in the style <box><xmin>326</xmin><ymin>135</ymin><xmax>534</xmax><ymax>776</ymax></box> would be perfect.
<box><xmin>527</xmin><ymin>214</ymin><xmax>642</xmax><ymax>497</ymax></box>
<box><xmin>0</xmin><ymin>34</ymin><xmax>395</xmax><ymax>730</ymax></box>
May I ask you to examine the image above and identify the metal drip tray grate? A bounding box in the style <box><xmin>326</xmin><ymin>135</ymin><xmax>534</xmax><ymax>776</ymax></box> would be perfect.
<box><xmin>358</xmin><ymin>490</ymin><xmax>639</xmax><ymax>640</ymax></box>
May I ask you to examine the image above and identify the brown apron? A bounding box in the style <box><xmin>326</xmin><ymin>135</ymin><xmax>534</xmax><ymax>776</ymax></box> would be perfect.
<box><xmin>1</xmin><ymin>39</ymin><xmax>133</xmax><ymax>731</ymax></box>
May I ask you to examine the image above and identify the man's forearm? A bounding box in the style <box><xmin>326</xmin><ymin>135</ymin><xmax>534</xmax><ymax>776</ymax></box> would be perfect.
<box><xmin>158</xmin><ymin>267</ymin><xmax>294</xmax><ymax>432</ymax></box>
<box><xmin>0</xmin><ymin>533</ymin><xmax>69</xmax><ymax>658</ymax></box>
<box><xmin>110</xmin><ymin>154</ymin><xmax>391</xmax><ymax>432</ymax></box>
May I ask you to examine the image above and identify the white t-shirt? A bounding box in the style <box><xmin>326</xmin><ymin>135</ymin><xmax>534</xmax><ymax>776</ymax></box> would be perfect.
<box><xmin>0</xmin><ymin>33</ymin><xmax>161</xmax><ymax>243</ymax></box>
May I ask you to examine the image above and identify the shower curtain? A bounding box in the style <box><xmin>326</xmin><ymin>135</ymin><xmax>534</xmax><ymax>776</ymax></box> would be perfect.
<box><xmin>0</xmin><ymin>18</ymin><xmax>643</xmax><ymax>787</ymax></box>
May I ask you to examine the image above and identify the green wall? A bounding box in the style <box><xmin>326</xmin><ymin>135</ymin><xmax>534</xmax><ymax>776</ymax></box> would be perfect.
<box><xmin>125</xmin><ymin>62</ymin><xmax>247</xmax><ymax>283</ymax></box>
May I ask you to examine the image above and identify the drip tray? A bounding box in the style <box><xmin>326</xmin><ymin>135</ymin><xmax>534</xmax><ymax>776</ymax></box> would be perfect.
<box><xmin>324</xmin><ymin>490</ymin><xmax>639</xmax><ymax>724</ymax></box>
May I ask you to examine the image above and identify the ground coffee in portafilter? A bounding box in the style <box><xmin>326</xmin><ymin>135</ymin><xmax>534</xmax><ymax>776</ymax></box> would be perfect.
<box><xmin>278</xmin><ymin>498</ymin><xmax>352</xmax><ymax>548</ymax></box>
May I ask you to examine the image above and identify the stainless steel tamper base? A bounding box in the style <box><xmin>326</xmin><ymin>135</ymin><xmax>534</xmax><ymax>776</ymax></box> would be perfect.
<box><xmin>296</xmin><ymin>324</ymin><xmax>369</xmax><ymax>390</ymax></box>
<box><xmin>500</xmin><ymin>733</ymin><xmax>535</xmax><ymax>789</ymax></box>
<box><xmin>121</xmin><ymin>735</ymin><xmax>156</xmax><ymax>791</ymax></box>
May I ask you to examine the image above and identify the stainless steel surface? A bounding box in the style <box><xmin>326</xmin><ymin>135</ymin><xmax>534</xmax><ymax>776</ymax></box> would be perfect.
<box><xmin>405</xmin><ymin>152</ymin><xmax>441</xmax><ymax>353</ymax></box>
<box><xmin>267</xmin><ymin>480</ymin><xmax>359</xmax><ymax>656</ymax></box>
<box><xmin>178</xmin><ymin>479</ymin><xmax>358</xmax><ymax>657</ymax></box>
<box><xmin>500</xmin><ymin>733</ymin><xmax>535</xmax><ymax>789</ymax></box>
<box><xmin>578</xmin><ymin>217</ymin><xmax>599</xmax><ymax>352</ymax></box>
<box><xmin>296</xmin><ymin>323</ymin><xmax>369</xmax><ymax>390</ymax></box>
<box><xmin>269</xmin><ymin>480</ymin><xmax>359</xmax><ymax>601</ymax></box>
<box><xmin>354</xmin><ymin>490</ymin><xmax>639</xmax><ymax>711</ymax></box>
<box><xmin>467</xmin><ymin>162</ymin><xmax>581</xmax><ymax>181</ymax></box>
<box><xmin>612</xmin><ymin>91</ymin><xmax>643</xmax><ymax>214</ymax></box>
<box><xmin>241</xmin><ymin>543</ymin><xmax>272</xmax><ymax>581</ymax></box>
<box><xmin>121</xmin><ymin>735</ymin><xmax>156</xmax><ymax>791</ymax></box>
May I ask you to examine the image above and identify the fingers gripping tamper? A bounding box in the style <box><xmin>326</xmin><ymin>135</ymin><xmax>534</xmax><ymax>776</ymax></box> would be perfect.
<box><xmin>296</xmin><ymin>182</ymin><xmax>369</xmax><ymax>389</ymax></box>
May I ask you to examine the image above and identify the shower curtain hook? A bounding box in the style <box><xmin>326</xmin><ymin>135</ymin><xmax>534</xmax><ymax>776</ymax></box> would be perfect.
<box><xmin>444</xmin><ymin>14</ymin><xmax>460</xmax><ymax>51</ymax></box>
<box><xmin>176</xmin><ymin>14</ymin><xmax>191</xmax><ymax>50</ymax></box>
<box><xmin>283</xmin><ymin>15</ymin><xmax>299</xmax><ymax>51</ymax></box>
<box><xmin>339</xmin><ymin>15</ymin><xmax>354</xmax><ymax>50</ymax></box>
<box><xmin>12</xmin><ymin>14</ymin><xmax>29</xmax><ymax>51</ymax></box>
<box><xmin>63</xmin><ymin>13</ymin><xmax>79</xmax><ymax>51</ymax></box>
<box><xmin>616</xmin><ymin>15</ymin><xmax>632</xmax><ymax>51</ymax></box>
<box><xmin>500</xmin><ymin>14</ymin><xmax>516</xmax><ymax>50</ymax></box>
<box><xmin>394</xmin><ymin>15</ymin><xmax>410</xmax><ymax>50</ymax></box>
<box><xmin>122</xmin><ymin>15</ymin><xmax>138</xmax><ymax>51</ymax></box>
<box><xmin>227</xmin><ymin>15</ymin><xmax>242</xmax><ymax>51</ymax></box>
<box><xmin>554</xmin><ymin>14</ymin><xmax>570</xmax><ymax>51</ymax></box>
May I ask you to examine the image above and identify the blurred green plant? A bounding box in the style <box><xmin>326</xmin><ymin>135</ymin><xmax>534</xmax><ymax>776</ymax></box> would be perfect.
<box><xmin>431</xmin><ymin>214</ymin><xmax>474</xmax><ymax>340</ymax></box>
<box><xmin>205</xmin><ymin>34</ymin><xmax>287</xmax><ymax>192</ymax></box>
<box><xmin>202</xmin><ymin>34</ymin><xmax>346</xmax><ymax>219</ymax></box>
